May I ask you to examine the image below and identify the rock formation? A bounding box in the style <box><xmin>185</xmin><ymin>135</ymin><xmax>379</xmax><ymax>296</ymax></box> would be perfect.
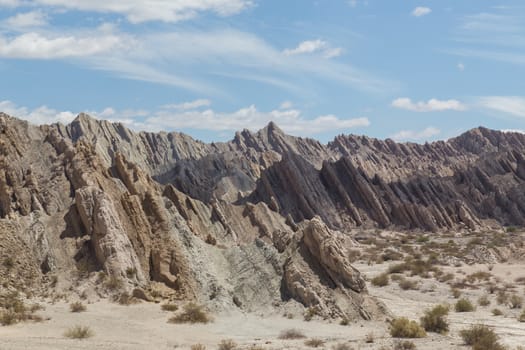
<box><xmin>2</xmin><ymin>111</ymin><xmax>525</xmax><ymax>320</ymax></box>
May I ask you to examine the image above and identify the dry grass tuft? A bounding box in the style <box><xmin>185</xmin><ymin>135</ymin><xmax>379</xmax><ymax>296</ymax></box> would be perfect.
<box><xmin>217</xmin><ymin>339</ymin><xmax>237</xmax><ymax>350</ymax></box>
<box><xmin>169</xmin><ymin>303</ymin><xmax>211</xmax><ymax>324</ymax></box>
<box><xmin>64</xmin><ymin>325</ymin><xmax>93</xmax><ymax>339</ymax></box>
<box><xmin>278</xmin><ymin>328</ymin><xmax>306</xmax><ymax>340</ymax></box>
<box><xmin>70</xmin><ymin>302</ymin><xmax>86</xmax><ymax>313</ymax></box>
<box><xmin>305</xmin><ymin>338</ymin><xmax>325</xmax><ymax>347</ymax></box>
<box><xmin>390</xmin><ymin>318</ymin><xmax>426</xmax><ymax>338</ymax></box>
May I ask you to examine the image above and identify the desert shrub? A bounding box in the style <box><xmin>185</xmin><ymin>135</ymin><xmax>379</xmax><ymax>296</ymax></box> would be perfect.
<box><xmin>332</xmin><ymin>343</ymin><xmax>353</xmax><ymax>350</ymax></box>
<box><xmin>0</xmin><ymin>310</ymin><xmax>19</xmax><ymax>326</ymax></box>
<box><xmin>394</xmin><ymin>340</ymin><xmax>417</xmax><ymax>350</ymax></box>
<box><xmin>278</xmin><ymin>329</ymin><xmax>306</xmax><ymax>339</ymax></box>
<box><xmin>191</xmin><ymin>345</ymin><xmax>206</xmax><ymax>350</ymax></box>
<box><xmin>388</xmin><ymin>263</ymin><xmax>409</xmax><ymax>274</ymax></box>
<box><xmin>64</xmin><ymin>325</ymin><xmax>93</xmax><ymax>339</ymax></box>
<box><xmin>451</xmin><ymin>288</ymin><xmax>462</xmax><ymax>299</ymax></box>
<box><xmin>70</xmin><ymin>302</ymin><xmax>86</xmax><ymax>313</ymax></box>
<box><xmin>398</xmin><ymin>278</ymin><xmax>418</xmax><ymax>290</ymax></box>
<box><xmin>125</xmin><ymin>267</ymin><xmax>136</xmax><ymax>278</ymax></box>
<box><xmin>438</xmin><ymin>273</ymin><xmax>454</xmax><ymax>283</ymax></box>
<box><xmin>460</xmin><ymin>324</ymin><xmax>504</xmax><ymax>350</ymax></box>
<box><xmin>304</xmin><ymin>307</ymin><xmax>317</xmax><ymax>321</ymax></box>
<box><xmin>104</xmin><ymin>275</ymin><xmax>122</xmax><ymax>290</ymax></box>
<box><xmin>339</xmin><ymin>317</ymin><xmax>349</xmax><ymax>326</ymax></box>
<box><xmin>496</xmin><ymin>291</ymin><xmax>508</xmax><ymax>305</ymax></box>
<box><xmin>117</xmin><ymin>292</ymin><xmax>133</xmax><ymax>305</ymax></box>
<box><xmin>389</xmin><ymin>318</ymin><xmax>426</xmax><ymax>338</ymax></box>
<box><xmin>455</xmin><ymin>298</ymin><xmax>475</xmax><ymax>312</ymax></box>
<box><xmin>371</xmin><ymin>273</ymin><xmax>389</xmax><ymax>287</ymax></box>
<box><xmin>509</xmin><ymin>294</ymin><xmax>523</xmax><ymax>309</ymax></box>
<box><xmin>305</xmin><ymin>338</ymin><xmax>325</xmax><ymax>347</ymax></box>
<box><xmin>169</xmin><ymin>303</ymin><xmax>210</xmax><ymax>324</ymax></box>
<box><xmin>519</xmin><ymin>310</ymin><xmax>525</xmax><ymax>322</ymax></box>
<box><xmin>218</xmin><ymin>339</ymin><xmax>237</xmax><ymax>350</ymax></box>
<box><xmin>161</xmin><ymin>303</ymin><xmax>178</xmax><ymax>312</ymax></box>
<box><xmin>420</xmin><ymin>304</ymin><xmax>449</xmax><ymax>334</ymax></box>
<box><xmin>478</xmin><ymin>295</ymin><xmax>490</xmax><ymax>307</ymax></box>
<box><xmin>492</xmin><ymin>308</ymin><xmax>503</xmax><ymax>316</ymax></box>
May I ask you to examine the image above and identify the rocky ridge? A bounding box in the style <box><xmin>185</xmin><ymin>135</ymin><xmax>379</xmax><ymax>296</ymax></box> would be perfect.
<box><xmin>1</xmin><ymin>112</ymin><xmax>525</xmax><ymax>321</ymax></box>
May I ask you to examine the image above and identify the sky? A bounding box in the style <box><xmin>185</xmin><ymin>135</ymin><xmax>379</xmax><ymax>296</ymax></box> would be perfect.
<box><xmin>1</xmin><ymin>0</ymin><xmax>525</xmax><ymax>143</ymax></box>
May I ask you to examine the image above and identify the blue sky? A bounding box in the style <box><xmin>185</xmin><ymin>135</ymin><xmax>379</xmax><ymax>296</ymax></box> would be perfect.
<box><xmin>1</xmin><ymin>0</ymin><xmax>525</xmax><ymax>143</ymax></box>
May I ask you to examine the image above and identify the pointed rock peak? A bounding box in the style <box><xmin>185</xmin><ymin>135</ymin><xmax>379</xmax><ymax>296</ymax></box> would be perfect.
<box><xmin>261</xmin><ymin>121</ymin><xmax>285</xmax><ymax>136</ymax></box>
<box><xmin>72</xmin><ymin>113</ymin><xmax>98</xmax><ymax>125</ymax></box>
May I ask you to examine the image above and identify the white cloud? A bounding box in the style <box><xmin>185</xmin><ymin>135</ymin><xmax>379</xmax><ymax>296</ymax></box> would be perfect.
<box><xmin>391</xmin><ymin>127</ymin><xmax>440</xmax><ymax>141</ymax></box>
<box><xmin>348</xmin><ymin>0</ymin><xmax>358</xmax><ymax>7</ymax></box>
<box><xmin>284</xmin><ymin>39</ymin><xmax>327</xmax><ymax>56</ymax></box>
<box><xmin>284</xmin><ymin>39</ymin><xmax>342</xmax><ymax>59</ymax></box>
<box><xmin>145</xmin><ymin>105</ymin><xmax>370</xmax><ymax>135</ymax></box>
<box><xmin>457</xmin><ymin>62</ymin><xmax>465</xmax><ymax>71</ymax></box>
<box><xmin>279</xmin><ymin>101</ymin><xmax>293</xmax><ymax>109</ymax></box>
<box><xmin>392</xmin><ymin>98</ymin><xmax>467</xmax><ymax>112</ymax></box>
<box><xmin>412</xmin><ymin>7</ymin><xmax>432</xmax><ymax>17</ymax></box>
<box><xmin>0</xmin><ymin>100</ymin><xmax>76</xmax><ymax>125</ymax></box>
<box><xmin>0</xmin><ymin>31</ymin><xmax>128</xmax><ymax>58</ymax></box>
<box><xmin>0</xmin><ymin>100</ymin><xmax>370</xmax><ymax>136</ymax></box>
<box><xmin>1</xmin><ymin>0</ymin><xmax>253</xmax><ymax>23</ymax></box>
<box><xmin>4</xmin><ymin>11</ymin><xmax>48</xmax><ymax>28</ymax></box>
<box><xmin>477</xmin><ymin>96</ymin><xmax>525</xmax><ymax>118</ymax></box>
<box><xmin>161</xmin><ymin>99</ymin><xmax>211</xmax><ymax>110</ymax></box>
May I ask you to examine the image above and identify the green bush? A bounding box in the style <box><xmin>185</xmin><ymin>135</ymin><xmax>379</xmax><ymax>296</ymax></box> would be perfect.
<box><xmin>455</xmin><ymin>298</ymin><xmax>475</xmax><ymax>312</ymax></box>
<box><xmin>509</xmin><ymin>294</ymin><xmax>522</xmax><ymax>309</ymax></box>
<box><xmin>459</xmin><ymin>324</ymin><xmax>504</xmax><ymax>350</ymax></box>
<box><xmin>420</xmin><ymin>304</ymin><xmax>449</xmax><ymax>334</ymax></box>
<box><xmin>390</xmin><ymin>318</ymin><xmax>426</xmax><ymax>338</ymax></box>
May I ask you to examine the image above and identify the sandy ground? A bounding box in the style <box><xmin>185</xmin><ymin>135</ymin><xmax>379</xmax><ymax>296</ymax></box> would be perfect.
<box><xmin>2</xmin><ymin>263</ymin><xmax>525</xmax><ymax>349</ymax></box>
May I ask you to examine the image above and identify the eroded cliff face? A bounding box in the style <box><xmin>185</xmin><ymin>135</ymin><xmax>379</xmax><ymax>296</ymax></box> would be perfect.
<box><xmin>1</xmin><ymin>112</ymin><xmax>525</xmax><ymax>320</ymax></box>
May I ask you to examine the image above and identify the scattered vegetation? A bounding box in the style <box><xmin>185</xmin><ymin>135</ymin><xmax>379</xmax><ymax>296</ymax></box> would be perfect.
<box><xmin>161</xmin><ymin>303</ymin><xmax>178</xmax><ymax>312</ymax></box>
<box><xmin>509</xmin><ymin>294</ymin><xmax>523</xmax><ymax>309</ymax></box>
<box><xmin>393</xmin><ymin>340</ymin><xmax>417</xmax><ymax>350</ymax></box>
<box><xmin>478</xmin><ymin>295</ymin><xmax>490</xmax><ymax>307</ymax></box>
<box><xmin>420</xmin><ymin>304</ymin><xmax>449</xmax><ymax>334</ymax></box>
<box><xmin>218</xmin><ymin>339</ymin><xmax>237</xmax><ymax>350</ymax></box>
<box><xmin>104</xmin><ymin>275</ymin><xmax>123</xmax><ymax>290</ymax></box>
<box><xmin>365</xmin><ymin>332</ymin><xmax>374</xmax><ymax>343</ymax></box>
<box><xmin>519</xmin><ymin>310</ymin><xmax>525</xmax><ymax>322</ymax></box>
<box><xmin>331</xmin><ymin>343</ymin><xmax>353</xmax><ymax>350</ymax></box>
<box><xmin>70</xmin><ymin>302</ymin><xmax>86</xmax><ymax>313</ymax></box>
<box><xmin>455</xmin><ymin>298</ymin><xmax>475</xmax><ymax>312</ymax></box>
<box><xmin>371</xmin><ymin>273</ymin><xmax>389</xmax><ymax>287</ymax></box>
<box><xmin>278</xmin><ymin>329</ymin><xmax>306</xmax><ymax>340</ymax></box>
<box><xmin>460</xmin><ymin>324</ymin><xmax>505</xmax><ymax>350</ymax></box>
<box><xmin>389</xmin><ymin>318</ymin><xmax>426</xmax><ymax>338</ymax></box>
<box><xmin>304</xmin><ymin>338</ymin><xmax>325</xmax><ymax>347</ymax></box>
<box><xmin>169</xmin><ymin>303</ymin><xmax>211</xmax><ymax>324</ymax></box>
<box><xmin>492</xmin><ymin>308</ymin><xmax>503</xmax><ymax>316</ymax></box>
<box><xmin>304</xmin><ymin>307</ymin><xmax>317</xmax><ymax>321</ymax></box>
<box><xmin>64</xmin><ymin>325</ymin><xmax>93</xmax><ymax>339</ymax></box>
<box><xmin>398</xmin><ymin>278</ymin><xmax>419</xmax><ymax>291</ymax></box>
<box><xmin>0</xmin><ymin>291</ymin><xmax>44</xmax><ymax>326</ymax></box>
<box><xmin>191</xmin><ymin>345</ymin><xmax>206</xmax><ymax>350</ymax></box>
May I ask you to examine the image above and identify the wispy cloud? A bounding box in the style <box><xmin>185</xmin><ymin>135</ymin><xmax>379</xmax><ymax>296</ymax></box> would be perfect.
<box><xmin>283</xmin><ymin>39</ymin><xmax>342</xmax><ymax>58</ymax></box>
<box><xmin>392</xmin><ymin>98</ymin><xmax>467</xmax><ymax>112</ymax></box>
<box><xmin>477</xmin><ymin>96</ymin><xmax>525</xmax><ymax>118</ymax></box>
<box><xmin>0</xmin><ymin>100</ymin><xmax>76</xmax><ymax>125</ymax></box>
<box><xmin>391</xmin><ymin>127</ymin><xmax>440</xmax><ymax>141</ymax></box>
<box><xmin>412</xmin><ymin>7</ymin><xmax>432</xmax><ymax>17</ymax></box>
<box><xmin>0</xmin><ymin>0</ymin><xmax>253</xmax><ymax>23</ymax></box>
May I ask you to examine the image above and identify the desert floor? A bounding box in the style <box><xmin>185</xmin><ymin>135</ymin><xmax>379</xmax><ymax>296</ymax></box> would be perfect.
<box><xmin>2</xmin><ymin>263</ymin><xmax>525</xmax><ymax>349</ymax></box>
